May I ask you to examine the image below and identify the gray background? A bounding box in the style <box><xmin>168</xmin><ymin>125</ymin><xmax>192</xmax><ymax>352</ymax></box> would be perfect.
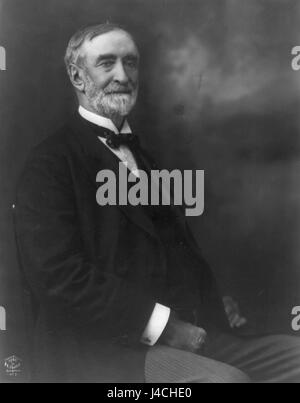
<box><xmin>0</xmin><ymin>0</ymin><xmax>300</xmax><ymax>381</ymax></box>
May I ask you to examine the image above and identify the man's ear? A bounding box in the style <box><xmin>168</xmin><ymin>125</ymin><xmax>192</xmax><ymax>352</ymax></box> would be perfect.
<box><xmin>68</xmin><ymin>63</ymin><xmax>85</xmax><ymax>92</ymax></box>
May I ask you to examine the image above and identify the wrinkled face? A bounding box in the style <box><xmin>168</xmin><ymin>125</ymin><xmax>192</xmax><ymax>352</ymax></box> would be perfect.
<box><xmin>80</xmin><ymin>30</ymin><xmax>139</xmax><ymax>118</ymax></box>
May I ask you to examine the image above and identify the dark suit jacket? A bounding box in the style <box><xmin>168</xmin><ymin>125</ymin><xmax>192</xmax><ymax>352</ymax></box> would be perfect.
<box><xmin>14</xmin><ymin>113</ymin><xmax>227</xmax><ymax>383</ymax></box>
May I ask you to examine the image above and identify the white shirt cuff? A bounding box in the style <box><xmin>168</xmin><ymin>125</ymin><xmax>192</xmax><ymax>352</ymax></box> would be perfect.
<box><xmin>141</xmin><ymin>303</ymin><xmax>170</xmax><ymax>346</ymax></box>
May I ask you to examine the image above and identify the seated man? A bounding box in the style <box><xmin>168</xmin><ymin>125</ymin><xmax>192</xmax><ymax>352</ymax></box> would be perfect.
<box><xmin>14</xmin><ymin>23</ymin><xmax>300</xmax><ymax>383</ymax></box>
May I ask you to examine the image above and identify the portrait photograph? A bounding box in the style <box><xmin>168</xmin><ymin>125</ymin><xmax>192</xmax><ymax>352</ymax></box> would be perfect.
<box><xmin>0</xmin><ymin>0</ymin><xmax>300</xmax><ymax>385</ymax></box>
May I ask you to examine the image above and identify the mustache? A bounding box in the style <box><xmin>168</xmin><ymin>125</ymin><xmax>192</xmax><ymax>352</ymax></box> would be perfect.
<box><xmin>103</xmin><ymin>82</ymin><xmax>137</xmax><ymax>95</ymax></box>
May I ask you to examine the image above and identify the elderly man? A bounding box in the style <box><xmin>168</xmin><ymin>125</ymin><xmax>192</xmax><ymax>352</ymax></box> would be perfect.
<box><xmin>15</xmin><ymin>23</ymin><xmax>300</xmax><ymax>383</ymax></box>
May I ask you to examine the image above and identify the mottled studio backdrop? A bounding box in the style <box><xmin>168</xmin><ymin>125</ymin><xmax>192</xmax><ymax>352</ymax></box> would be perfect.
<box><xmin>1</xmin><ymin>0</ymin><xmax>300</xmax><ymax>380</ymax></box>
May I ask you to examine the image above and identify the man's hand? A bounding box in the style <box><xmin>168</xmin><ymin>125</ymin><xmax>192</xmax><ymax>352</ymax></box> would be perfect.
<box><xmin>223</xmin><ymin>296</ymin><xmax>247</xmax><ymax>329</ymax></box>
<box><xmin>160</xmin><ymin>312</ymin><xmax>207</xmax><ymax>354</ymax></box>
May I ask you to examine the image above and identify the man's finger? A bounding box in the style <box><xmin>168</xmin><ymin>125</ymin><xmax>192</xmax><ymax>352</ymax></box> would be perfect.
<box><xmin>236</xmin><ymin>317</ymin><xmax>247</xmax><ymax>328</ymax></box>
<box><xmin>194</xmin><ymin>329</ymin><xmax>207</xmax><ymax>349</ymax></box>
<box><xmin>230</xmin><ymin>313</ymin><xmax>241</xmax><ymax>328</ymax></box>
<box><xmin>230</xmin><ymin>315</ymin><xmax>248</xmax><ymax>328</ymax></box>
<box><xmin>224</xmin><ymin>297</ymin><xmax>240</xmax><ymax>316</ymax></box>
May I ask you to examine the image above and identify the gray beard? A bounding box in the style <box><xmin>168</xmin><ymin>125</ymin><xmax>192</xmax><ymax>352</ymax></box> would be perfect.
<box><xmin>85</xmin><ymin>76</ymin><xmax>137</xmax><ymax>118</ymax></box>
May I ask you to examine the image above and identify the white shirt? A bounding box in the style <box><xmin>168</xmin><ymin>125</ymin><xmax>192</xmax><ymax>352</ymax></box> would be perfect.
<box><xmin>78</xmin><ymin>106</ymin><xmax>170</xmax><ymax>346</ymax></box>
<box><xmin>79</xmin><ymin>106</ymin><xmax>140</xmax><ymax>178</ymax></box>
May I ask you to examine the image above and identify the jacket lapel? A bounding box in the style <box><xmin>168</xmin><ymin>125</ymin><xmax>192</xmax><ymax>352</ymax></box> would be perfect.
<box><xmin>68</xmin><ymin>113</ymin><xmax>159</xmax><ymax>241</ymax></box>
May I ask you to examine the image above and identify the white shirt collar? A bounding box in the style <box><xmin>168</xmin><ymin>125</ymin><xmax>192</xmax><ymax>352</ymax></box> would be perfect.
<box><xmin>78</xmin><ymin>106</ymin><xmax>132</xmax><ymax>135</ymax></box>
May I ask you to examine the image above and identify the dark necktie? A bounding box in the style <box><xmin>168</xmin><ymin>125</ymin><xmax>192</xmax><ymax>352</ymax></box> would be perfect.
<box><xmin>97</xmin><ymin>130</ymin><xmax>140</xmax><ymax>151</ymax></box>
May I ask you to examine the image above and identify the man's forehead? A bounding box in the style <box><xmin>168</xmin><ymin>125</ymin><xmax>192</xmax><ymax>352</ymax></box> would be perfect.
<box><xmin>82</xmin><ymin>30</ymin><xmax>139</xmax><ymax>60</ymax></box>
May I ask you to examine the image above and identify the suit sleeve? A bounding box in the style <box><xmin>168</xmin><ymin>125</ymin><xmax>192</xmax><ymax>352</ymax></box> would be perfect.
<box><xmin>14</xmin><ymin>151</ymin><xmax>156</xmax><ymax>342</ymax></box>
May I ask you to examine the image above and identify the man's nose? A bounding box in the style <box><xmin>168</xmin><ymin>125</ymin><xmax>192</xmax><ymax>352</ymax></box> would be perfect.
<box><xmin>113</xmin><ymin>61</ymin><xmax>129</xmax><ymax>84</ymax></box>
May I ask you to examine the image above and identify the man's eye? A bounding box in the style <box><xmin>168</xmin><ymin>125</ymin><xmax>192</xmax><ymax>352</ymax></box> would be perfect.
<box><xmin>125</xmin><ymin>60</ymin><xmax>138</xmax><ymax>69</ymax></box>
<box><xmin>101</xmin><ymin>61</ymin><xmax>114</xmax><ymax>68</ymax></box>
